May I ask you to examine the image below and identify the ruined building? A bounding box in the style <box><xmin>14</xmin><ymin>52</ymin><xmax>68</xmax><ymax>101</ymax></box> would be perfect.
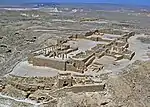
<box><xmin>28</xmin><ymin>29</ymin><xmax>135</xmax><ymax>73</ymax></box>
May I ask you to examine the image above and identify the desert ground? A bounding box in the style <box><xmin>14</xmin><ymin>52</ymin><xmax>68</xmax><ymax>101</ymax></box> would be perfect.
<box><xmin>0</xmin><ymin>3</ymin><xmax>150</xmax><ymax>107</ymax></box>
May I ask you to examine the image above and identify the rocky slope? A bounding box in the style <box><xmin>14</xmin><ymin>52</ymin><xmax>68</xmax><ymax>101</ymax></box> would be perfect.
<box><xmin>107</xmin><ymin>60</ymin><xmax>150</xmax><ymax>107</ymax></box>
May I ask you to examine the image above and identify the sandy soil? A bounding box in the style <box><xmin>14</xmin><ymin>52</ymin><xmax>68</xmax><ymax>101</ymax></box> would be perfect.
<box><xmin>128</xmin><ymin>34</ymin><xmax>150</xmax><ymax>61</ymax></box>
<box><xmin>10</xmin><ymin>61</ymin><xmax>59</xmax><ymax>77</ymax></box>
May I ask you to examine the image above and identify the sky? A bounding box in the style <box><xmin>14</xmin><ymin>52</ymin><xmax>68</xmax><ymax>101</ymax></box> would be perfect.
<box><xmin>0</xmin><ymin>0</ymin><xmax>150</xmax><ymax>6</ymax></box>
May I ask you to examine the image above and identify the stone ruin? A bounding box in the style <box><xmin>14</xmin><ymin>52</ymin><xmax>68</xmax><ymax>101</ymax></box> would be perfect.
<box><xmin>28</xmin><ymin>29</ymin><xmax>135</xmax><ymax>73</ymax></box>
<box><xmin>0</xmin><ymin>28</ymin><xmax>136</xmax><ymax>106</ymax></box>
<box><xmin>0</xmin><ymin>73</ymin><xmax>105</xmax><ymax>105</ymax></box>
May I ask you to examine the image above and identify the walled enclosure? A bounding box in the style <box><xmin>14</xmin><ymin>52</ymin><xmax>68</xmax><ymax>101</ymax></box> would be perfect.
<box><xmin>0</xmin><ymin>28</ymin><xmax>137</xmax><ymax>105</ymax></box>
<box><xmin>28</xmin><ymin>29</ymin><xmax>135</xmax><ymax>73</ymax></box>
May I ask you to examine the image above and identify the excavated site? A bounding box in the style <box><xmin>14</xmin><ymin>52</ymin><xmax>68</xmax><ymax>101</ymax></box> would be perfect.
<box><xmin>0</xmin><ymin>28</ymin><xmax>143</xmax><ymax>107</ymax></box>
<box><xmin>0</xmin><ymin>3</ymin><xmax>150</xmax><ymax>107</ymax></box>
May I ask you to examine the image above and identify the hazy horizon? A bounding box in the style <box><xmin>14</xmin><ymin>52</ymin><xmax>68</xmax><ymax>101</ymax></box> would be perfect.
<box><xmin>0</xmin><ymin>0</ymin><xmax>150</xmax><ymax>6</ymax></box>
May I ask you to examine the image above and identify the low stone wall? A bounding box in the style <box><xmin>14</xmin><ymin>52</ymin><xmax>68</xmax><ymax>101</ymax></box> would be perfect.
<box><xmin>96</xmin><ymin>51</ymin><xmax>105</xmax><ymax>58</ymax></box>
<box><xmin>70</xmin><ymin>34</ymin><xmax>85</xmax><ymax>39</ymax></box>
<box><xmin>65</xmin><ymin>48</ymin><xmax>78</xmax><ymax>54</ymax></box>
<box><xmin>85</xmin><ymin>56</ymin><xmax>95</xmax><ymax>67</ymax></box>
<box><xmin>50</xmin><ymin>83</ymin><xmax>105</xmax><ymax>97</ymax></box>
<box><xmin>123</xmin><ymin>32</ymin><xmax>135</xmax><ymax>38</ymax></box>
<box><xmin>123</xmin><ymin>52</ymin><xmax>135</xmax><ymax>60</ymax></box>
<box><xmin>6</xmin><ymin>75</ymin><xmax>58</xmax><ymax>92</ymax></box>
<box><xmin>69</xmin><ymin>84</ymin><xmax>105</xmax><ymax>93</ymax></box>
<box><xmin>98</xmin><ymin>29</ymin><xmax>124</xmax><ymax>35</ymax></box>
<box><xmin>82</xmin><ymin>53</ymin><xmax>95</xmax><ymax>63</ymax></box>
<box><xmin>86</xmin><ymin>37</ymin><xmax>112</xmax><ymax>43</ymax></box>
<box><xmin>115</xmin><ymin>55</ymin><xmax>124</xmax><ymax>60</ymax></box>
<box><xmin>8</xmin><ymin>82</ymin><xmax>56</xmax><ymax>92</ymax></box>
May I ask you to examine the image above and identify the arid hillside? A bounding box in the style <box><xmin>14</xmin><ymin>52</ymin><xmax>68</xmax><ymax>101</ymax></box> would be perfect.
<box><xmin>108</xmin><ymin>60</ymin><xmax>150</xmax><ymax>107</ymax></box>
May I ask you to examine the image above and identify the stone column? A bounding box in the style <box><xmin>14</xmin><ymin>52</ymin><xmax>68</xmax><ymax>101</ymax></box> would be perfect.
<box><xmin>62</xmin><ymin>54</ymin><xmax>64</xmax><ymax>60</ymax></box>
<box><xmin>44</xmin><ymin>49</ymin><xmax>46</xmax><ymax>55</ymax></box>
<box><xmin>54</xmin><ymin>52</ymin><xmax>56</xmax><ymax>58</ymax></box>
<box><xmin>56</xmin><ymin>52</ymin><xmax>59</xmax><ymax>57</ymax></box>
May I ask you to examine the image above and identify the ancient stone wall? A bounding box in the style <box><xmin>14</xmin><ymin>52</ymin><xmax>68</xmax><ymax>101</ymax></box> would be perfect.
<box><xmin>7</xmin><ymin>76</ymin><xmax>58</xmax><ymax>92</ymax></box>
<box><xmin>31</xmin><ymin>57</ymin><xmax>67</xmax><ymax>71</ymax></box>
<box><xmin>98</xmin><ymin>29</ymin><xmax>124</xmax><ymax>35</ymax></box>
<box><xmin>95</xmin><ymin>51</ymin><xmax>105</xmax><ymax>58</ymax></box>
<box><xmin>28</xmin><ymin>55</ymin><xmax>88</xmax><ymax>73</ymax></box>
<box><xmin>51</xmin><ymin>84</ymin><xmax>105</xmax><ymax>96</ymax></box>
<box><xmin>66</xmin><ymin>64</ymin><xmax>77</xmax><ymax>72</ymax></box>
<box><xmin>123</xmin><ymin>31</ymin><xmax>135</xmax><ymax>38</ymax></box>
<box><xmin>85</xmin><ymin>56</ymin><xmax>95</xmax><ymax>67</ymax></box>
<box><xmin>64</xmin><ymin>48</ymin><xmax>78</xmax><ymax>54</ymax></box>
<box><xmin>28</xmin><ymin>30</ymin><xmax>135</xmax><ymax>73</ymax></box>
<box><xmin>86</xmin><ymin>37</ymin><xmax>112</xmax><ymax>42</ymax></box>
<box><xmin>69</xmin><ymin>84</ymin><xmax>105</xmax><ymax>93</ymax></box>
<box><xmin>57</xmin><ymin>78</ymin><xmax>73</xmax><ymax>88</ymax></box>
<box><xmin>85</xmin><ymin>31</ymin><xmax>94</xmax><ymax>37</ymax></box>
<box><xmin>82</xmin><ymin>53</ymin><xmax>95</xmax><ymax>62</ymax></box>
<box><xmin>115</xmin><ymin>55</ymin><xmax>124</xmax><ymax>60</ymax></box>
<box><xmin>70</xmin><ymin>34</ymin><xmax>85</xmax><ymax>39</ymax></box>
<box><xmin>123</xmin><ymin>52</ymin><xmax>135</xmax><ymax>60</ymax></box>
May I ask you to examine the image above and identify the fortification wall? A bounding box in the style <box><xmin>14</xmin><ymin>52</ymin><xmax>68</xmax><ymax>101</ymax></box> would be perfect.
<box><xmin>66</xmin><ymin>64</ymin><xmax>77</xmax><ymax>72</ymax></box>
<box><xmin>28</xmin><ymin>55</ymin><xmax>85</xmax><ymax>73</ymax></box>
<box><xmin>72</xmin><ymin>60</ymin><xmax>85</xmax><ymax>68</ymax></box>
<box><xmin>30</xmin><ymin>57</ymin><xmax>67</xmax><ymax>71</ymax></box>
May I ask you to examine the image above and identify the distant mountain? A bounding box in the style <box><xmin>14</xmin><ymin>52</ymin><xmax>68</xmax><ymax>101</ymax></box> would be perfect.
<box><xmin>21</xmin><ymin>2</ymin><xmax>60</xmax><ymax>8</ymax></box>
<box><xmin>0</xmin><ymin>2</ymin><xmax>59</xmax><ymax>8</ymax></box>
<box><xmin>0</xmin><ymin>3</ymin><xmax>150</xmax><ymax>13</ymax></box>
